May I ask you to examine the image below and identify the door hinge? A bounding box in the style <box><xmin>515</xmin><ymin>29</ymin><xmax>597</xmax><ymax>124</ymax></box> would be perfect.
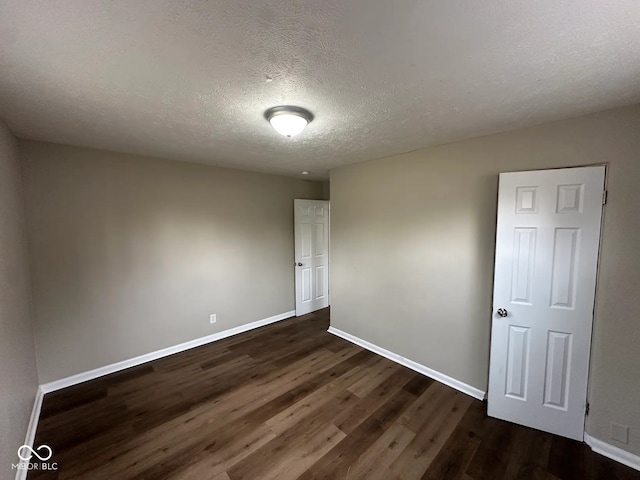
<box><xmin>586</xmin><ymin>402</ymin><xmax>590</xmax><ymax>415</ymax></box>
<box><xmin>602</xmin><ymin>190</ymin><xmax>608</xmax><ymax>205</ymax></box>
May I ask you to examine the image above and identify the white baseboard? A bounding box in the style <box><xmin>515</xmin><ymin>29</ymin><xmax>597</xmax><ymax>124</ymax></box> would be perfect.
<box><xmin>40</xmin><ymin>310</ymin><xmax>295</xmax><ymax>393</ymax></box>
<box><xmin>327</xmin><ymin>326</ymin><xmax>486</xmax><ymax>401</ymax></box>
<box><xmin>24</xmin><ymin>386</ymin><xmax>44</xmax><ymax>448</ymax></box>
<box><xmin>14</xmin><ymin>386</ymin><xmax>45</xmax><ymax>480</ymax></box>
<box><xmin>585</xmin><ymin>433</ymin><xmax>640</xmax><ymax>472</ymax></box>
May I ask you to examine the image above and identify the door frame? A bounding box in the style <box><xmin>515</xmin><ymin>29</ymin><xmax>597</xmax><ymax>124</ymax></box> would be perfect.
<box><xmin>486</xmin><ymin>163</ymin><xmax>608</xmax><ymax>440</ymax></box>
<box><xmin>327</xmin><ymin>201</ymin><xmax>331</xmax><ymax>307</ymax></box>
<box><xmin>583</xmin><ymin>163</ymin><xmax>608</xmax><ymax>438</ymax></box>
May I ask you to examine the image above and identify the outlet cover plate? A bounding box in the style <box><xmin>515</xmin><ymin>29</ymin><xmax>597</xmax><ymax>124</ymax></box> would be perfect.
<box><xmin>611</xmin><ymin>422</ymin><xmax>629</xmax><ymax>444</ymax></box>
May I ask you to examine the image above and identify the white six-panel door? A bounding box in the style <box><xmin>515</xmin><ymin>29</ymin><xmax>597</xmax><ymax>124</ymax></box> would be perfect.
<box><xmin>488</xmin><ymin>166</ymin><xmax>605</xmax><ymax>440</ymax></box>
<box><xmin>294</xmin><ymin>199</ymin><xmax>329</xmax><ymax>316</ymax></box>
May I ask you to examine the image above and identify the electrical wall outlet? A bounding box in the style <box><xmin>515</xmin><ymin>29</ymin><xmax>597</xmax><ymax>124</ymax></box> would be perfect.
<box><xmin>210</xmin><ymin>314</ymin><xmax>217</xmax><ymax>324</ymax></box>
<box><xmin>610</xmin><ymin>422</ymin><xmax>629</xmax><ymax>444</ymax></box>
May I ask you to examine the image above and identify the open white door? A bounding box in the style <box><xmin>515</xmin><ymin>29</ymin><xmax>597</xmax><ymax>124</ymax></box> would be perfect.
<box><xmin>488</xmin><ymin>166</ymin><xmax>605</xmax><ymax>440</ymax></box>
<box><xmin>294</xmin><ymin>199</ymin><xmax>329</xmax><ymax>316</ymax></box>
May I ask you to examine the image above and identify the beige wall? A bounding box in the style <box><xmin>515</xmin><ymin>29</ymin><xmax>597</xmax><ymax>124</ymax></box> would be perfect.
<box><xmin>330</xmin><ymin>104</ymin><xmax>640</xmax><ymax>456</ymax></box>
<box><xmin>21</xmin><ymin>141</ymin><xmax>324</xmax><ymax>384</ymax></box>
<box><xmin>321</xmin><ymin>181</ymin><xmax>330</xmax><ymax>200</ymax></box>
<box><xmin>0</xmin><ymin>121</ymin><xmax>39</xmax><ymax>475</ymax></box>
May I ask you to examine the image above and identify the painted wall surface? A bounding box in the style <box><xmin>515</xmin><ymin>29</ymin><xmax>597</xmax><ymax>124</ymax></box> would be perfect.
<box><xmin>21</xmin><ymin>141</ymin><xmax>324</xmax><ymax>383</ymax></box>
<box><xmin>330</xmin><ymin>105</ymin><xmax>640</xmax><ymax>456</ymax></box>
<box><xmin>321</xmin><ymin>181</ymin><xmax>330</xmax><ymax>200</ymax></box>
<box><xmin>0</xmin><ymin>121</ymin><xmax>38</xmax><ymax>476</ymax></box>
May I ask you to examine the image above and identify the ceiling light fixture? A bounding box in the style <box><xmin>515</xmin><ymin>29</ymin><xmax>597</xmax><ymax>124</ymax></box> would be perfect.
<box><xmin>301</xmin><ymin>170</ymin><xmax>310</xmax><ymax>175</ymax></box>
<box><xmin>265</xmin><ymin>106</ymin><xmax>313</xmax><ymax>137</ymax></box>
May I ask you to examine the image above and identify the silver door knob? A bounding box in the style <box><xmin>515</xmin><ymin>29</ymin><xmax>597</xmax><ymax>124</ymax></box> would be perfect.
<box><xmin>496</xmin><ymin>308</ymin><xmax>508</xmax><ymax>317</ymax></box>
<box><xmin>297</xmin><ymin>262</ymin><xmax>303</xmax><ymax>266</ymax></box>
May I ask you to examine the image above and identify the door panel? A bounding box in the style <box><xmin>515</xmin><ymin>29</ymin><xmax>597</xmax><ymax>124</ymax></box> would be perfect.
<box><xmin>294</xmin><ymin>199</ymin><xmax>329</xmax><ymax>315</ymax></box>
<box><xmin>488</xmin><ymin>166</ymin><xmax>605</xmax><ymax>440</ymax></box>
<box><xmin>315</xmin><ymin>265</ymin><xmax>326</xmax><ymax>299</ymax></box>
<box><xmin>301</xmin><ymin>267</ymin><xmax>312</xmax><ymax>302</ymax></box>
<box><xmin>505</xmin><ymin>325</ymin><xmax>530</xmax><ymax>400</ymax></box>
<box><xmin>543</xmin><ymin>331</ymin><xmax>572</xmax><ymax>409</ymax></box>
<box><xmin>301</xmin><ymin>224</ymin><xmax>312</xmax><ymax>259</ymax></box>
<box><xmin>550</xmin><ymin>228</ymin><xmax>579</xmax><ymax>308</ymax></box>
<box><xmin>315</xmin><ymin>223</ymin><xmax>325</xmax><ymax>255</ymax></box>
<box><xmin>511</xmin><ymin>228</ymin><xmax>536</xmax><ymax>304</ymax></box>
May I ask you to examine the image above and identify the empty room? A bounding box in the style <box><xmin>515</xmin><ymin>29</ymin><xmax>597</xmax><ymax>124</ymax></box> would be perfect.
<box><xmin>1</xmin><ymin>1</ymin><xmax>640</xmax><ymax>479</ymax></box>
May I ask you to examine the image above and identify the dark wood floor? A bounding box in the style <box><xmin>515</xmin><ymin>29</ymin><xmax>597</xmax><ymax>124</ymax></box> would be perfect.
<box><xmin>29</xmin><ymin>308</ymin><xmax>639</xmax><ymax>480</ymax></box>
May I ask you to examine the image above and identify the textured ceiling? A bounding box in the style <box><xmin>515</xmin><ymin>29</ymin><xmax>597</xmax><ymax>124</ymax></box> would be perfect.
<box><xmin>1</xmin><ymin>1</ymin><xmax>640</xmax><ymax>179</ymax></box>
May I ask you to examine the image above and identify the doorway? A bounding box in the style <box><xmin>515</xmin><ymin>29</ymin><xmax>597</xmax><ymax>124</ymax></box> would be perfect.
<box><xmin>294</xmin><ymin>199</ymin><xmax>330</xmax><ymax>316</ymax></box>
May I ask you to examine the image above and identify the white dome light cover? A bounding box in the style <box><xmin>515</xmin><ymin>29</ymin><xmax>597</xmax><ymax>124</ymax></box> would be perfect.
<box><xmin>265</xmin><ymin>106</ymin><xmax>314</xmax><ymax>137</ymax></box>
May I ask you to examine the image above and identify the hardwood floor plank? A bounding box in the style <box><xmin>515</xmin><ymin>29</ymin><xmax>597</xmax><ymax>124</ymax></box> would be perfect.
<box><xmin>371</xmin><ymin>387</ymin><xmax>420</xmax><ymax>429</ymax></box>
<box><xmin>389</xmin><ymin>390</ymin><xmax>473</xmax><ymax>480</ymax></box>
<box><xmin>463</xmin><ymin>411</ymin><xmax>519</xmax><ymax>479</ymax></box>
<box><xmin>342</xmin><ymin>422</ymin><xmax>416</xmax><ymax>480</ymax></box>
<box><xmin>239</xmin><ymin>350</ymin><xmax>372</xmax><ymax>427</ymax></box>
<box><xmin>297</xmin><ymin>388</ymin><xmax>418</xmax><ymax>480</ymax></box>
<box><xmin>52</xmin><ymin>348</ymin><xmax>349</xmax><ymax>477</ymax></box>
<box><xmin>226</xmin><ymin>393</ymin><xmax>352</xmax><ymax>480</ymax></box>
<box><xmin>421</xmin><ymin>399</ymin><xmax>490</xmax><ymax>480</ymax></box>
<box><xmin>397</xmin><ymin>380</ymin><xmax>452</xmax><ymax>432</ymax></box>
<box><xmin>501</xmin><ymin>427</ymin><xmax>553</xmax><ymax>480</ymax></box>
<box><xmin>420</xmin><ymin>428</ymin><xmax>480</xmax><ymax>480</ymax></box>
<box><xmin>236</xmin><ymin>423</ymin><xmax>345</xmax><ymax>480</ymax></box>
<box><xmin>333</xmin><ymin>366</ymin><xmax>415</xmax><ymax>434</ymax></box>
<box><xmin>347</xmin><ymin>357</ymin><xmax>401</xmax><ymax>397</ymax></box>
<box><xmin>39</xmin><ymin>384</ymin><xmax>108</xmax><ymax>420</ymax></box>
<box><xmin>403</xmin><ymin>375</ymin><xmax>435</xmax><ymax>397</ymax></box>
<box><xmin>128</xmin><ymin>420</ymin><xmax>277</xmax><ymax>480</ymax></box>
<box><xmin>265</xmin><ymin>365</ymin><xmax>366</xmax><ymax>434</ymax></box>
<box><xmin>35</xmin><ymin>396</ymin><xmax>130</xmax><ymax>452</ymax></box>
<box><xmin>28</xmin><ymin>308</ymin><xmax>640</xmax><ymax>480</ymax></box>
